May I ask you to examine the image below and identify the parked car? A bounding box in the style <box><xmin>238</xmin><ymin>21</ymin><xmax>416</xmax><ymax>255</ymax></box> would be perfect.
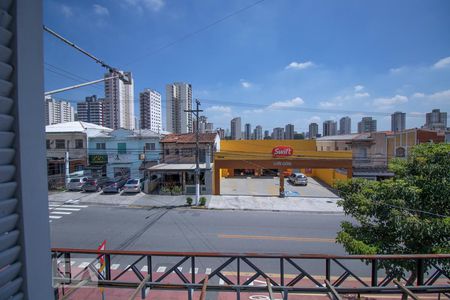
<box><xmin>288</xmin><ymin>173</ymin><xmax>308</xmax><ymax>186</ymax></box>
<box><xmin>67</xmin><ymin>177</ymin><xmax>88</xmax><ymax>191</ymax></box>
<box><xmin>102</xmin><ymin>177</ymin><xmax>129</xmax><ymax>193</ymax></box>
<box><xmin>122</xmin><ymin>178</ymin><xmax>144</xmax><ymax>193</ymax></box>
<box><xmin>81</xmin><ymin>177</ymin><xmax>111</xmax><ymax>192</ymax></box>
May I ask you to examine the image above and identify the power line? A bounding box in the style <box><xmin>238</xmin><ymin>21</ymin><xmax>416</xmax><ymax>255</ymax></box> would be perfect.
<box><xmin>123</xmin><ymin>0</ymin><xmax>267</xmax><ymax>67</ymax></box>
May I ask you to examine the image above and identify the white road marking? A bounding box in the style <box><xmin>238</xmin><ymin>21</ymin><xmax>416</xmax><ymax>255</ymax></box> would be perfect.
<box><xmin>78</xmin><ymin>262</ymin><xmax>90</xmax><ymax>268</ymax></box>
<box><xmin>111</xmin><ymin>264</ymin><xmax>120</xmax><ymax>270</ymax></box>
<box><xmin>52</xmin><ymin>208</ymin><xmax>80</xmax><ymax>211</ymax></box>
<box><xmin>219</xmin><ymin>278</ymin><xmax>224</xmax><ymax>285</ymax></box>
<box><xmin>205</xmin><ymin>268</ymin><xmax>212</xmax><ymax>275</ymax></box>
<box><xmin>141</xmin><ymin>266</ymin><xmax>148</xmax><ymax>272</ymax></box>
<box><xmin>62</xmin><ymin>204</ymin><xmax>87</xmax><ymax>208</ymax></box>
<box><xmin>189</xmin><ymin>268</ymin><xmax>199</xmax><ymax>274</ymax></box>
<box><xmin>172</xmin><ymin>267</ymin><xmax>182</xmax><ymax>273</ymax></box>
<box><xmin>156</xmin><ymin>266</ymin><xmax>166</xmax><ymax>273</ymax></box>
<box><xmin>71</xmin><ymin>261</ymin><xmax>76</xmax><ymax>266</ymax></box>
<box><xmin>125</xmin><ymin>265</ymin><xmax>133</xmax><ymax>271</ymax></box>
<box><xmin>50</xmin><ymin>211</ymin><xmax>72</xmax><ymax>215</ymax></box>
<box><xmin>49</xmin><ymin>216</ymin><xmax>62</xmax><ymax>219</ymax></box>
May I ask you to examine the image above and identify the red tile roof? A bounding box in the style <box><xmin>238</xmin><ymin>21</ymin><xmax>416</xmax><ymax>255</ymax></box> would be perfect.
<box><xmin>161</xmin><ymin>132</ymin><xmax>218</xmax><ymax>143</ymax></box>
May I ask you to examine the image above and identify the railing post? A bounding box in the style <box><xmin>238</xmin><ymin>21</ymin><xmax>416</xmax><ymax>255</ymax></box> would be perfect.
<box><xmin>416</xmin><ymin>258</ymin><xmax>424</xmax><ymax>286</ymax></box>
<box><xmin>371</xmin><ymin>259</ymin><xmax>378</xmax><ymax>287</ymax></box>
<box><xmin>105</xmin><ymin>254</ymin><xmax>111</xmax><ymax>280</ymax></box>
<box><xmin>64</xmin><ymin>252</ymin><xmax>71</xmax><ymax>283</ymax></box>
<box><xmin>237</xmin><ymin>257</ymin><xmax>240</xmax><ymax>285</ymax></box>
<box><xmin>280</xmin><ymin>258</ymin><xmax>284</xmax><ymax>286</ymax></box>
<box><xmin>326</xmin><ymin>258</ymin><xmax>331</xmax><ymax>282</ymax></box>
<box><xmin>191</xmin><ymin>256</ymin><xmax>195</xmax><ymax>283</ymax></box>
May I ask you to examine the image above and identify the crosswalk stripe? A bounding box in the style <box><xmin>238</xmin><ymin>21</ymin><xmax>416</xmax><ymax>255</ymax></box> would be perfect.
<box><xmin>78</xmin><ymin>262</ymin><xmax>89</xmax><ymax>268</ymax></box>
<box><xmin>51</xmin><ymin>208</ymin><xmax>80</xmax><ymax>211</ymax></box>
<box><xmin>189</xmin><ymin>268</ymin><xmax>199</xmax><ymax>274</ymax></box>
<box><xmin>49</xmin><ymin>204</ymin><xmax>87</xmax><ymax>208</ymax></box>
<box><xmin>111</xmin><ymin>264</ymin><xmax>120</xmax><ymax>270</ymax></box>
<box><xmin>205</xmin><ymin>268</ymin><xmax>212</xmax><ymax>275</ymax></box>
<box><xmin>49</xmin><ymin>216</ymin><xmax>61</xmax><ymax>219</ymax></box>
<box><xmin>125</xmin><ymin>265</ymin><xmax>133</xmax><ymax>271</ymax></box>
<box><xmin>141</xmin><ymin>266</ymin><xmax>148</xmax><ymax>272</ymax></box>
<box><xmin>219</xmin><ymin>278</ymin><xmax>224</xmax><ymax>285</ymax></box>
<box><xmin>156</xmin><ymin>266</ymin><xmax>166</xmax><ymax>273</ymax></box>
<box><xmin>50</xmin><ymin>211</ymin><xmax>72</xmax><ymax>215</ymax></box>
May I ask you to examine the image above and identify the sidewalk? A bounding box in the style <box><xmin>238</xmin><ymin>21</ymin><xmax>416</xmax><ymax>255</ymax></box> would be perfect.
<box><xmin>48</xmin><ymin>191</ymin><xmax>343</xmax><ymax>213</ymax></box>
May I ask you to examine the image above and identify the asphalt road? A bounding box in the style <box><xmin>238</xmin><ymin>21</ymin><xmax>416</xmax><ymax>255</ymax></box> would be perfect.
<box><xmin>49</xmin><ymin>204</ymin><xmax>374</xmax><ymax>279</ymax></box>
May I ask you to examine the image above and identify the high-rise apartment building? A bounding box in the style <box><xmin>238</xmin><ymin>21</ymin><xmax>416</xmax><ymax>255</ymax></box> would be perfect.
<box><xmin>77</xmin><ymin>95</ymin><xmax>104</xmax><ymax>126</ymax></box>
<box><xmin>139</xmin><ymin>89</ymin><xmax>162</xmax><ymax>132</ymax></box>
<box><xmin>230</xmin><ymin>117</ymin><xmax>242</xmax><ymax>140</ymax></box>
<box><xmin>166</xmin><ymin>82</ymin><xmax>192</xmax><ymax>133</ymax></box>
<box><xmin>264</xmin><ymin>130</ymin><xmax>270</xmax><ymax>139</ymax></box>
<box><xmin>358</xmin><ymin>117</ymin><xmax>377</xmax><ymax>133</ymax></box>
<box><xmin>272</xmin><ymin>127</ymin><xmax>285</xmax><ymax>140</ymax></box>
<box><xmin>104</xmin><ymin>71</ymin><xmax>135</xmax><ymax>130</ymax></box>
<box><xmin>244</xmin><ymin>123</ymin><xmax>252</xmax><ymax>140</ymax></box>
<box><xmin>284</xmin><ymin>124</ymin><xmax>295</xmax><ymax>139</ymax></box>
<box><xmin>216</xmin><ymin>128</ymin><xmax>225</xmax><ymax>139</ymax></box>
<box><xmin>308</xmin><ymin>123</ymin><xmax>319</xmax><ymax>139</ymax></box>
<box><xmin>254</xmin><ymin>125</ymin><xmax>263</xmax><ymax>140</ymax></box>
<box><xmin>339</xmin><ymin>116</ymin><xmax>351</xmax><ymax>135</ymax></box>
<box><xmin>323</xmin><ymin>120</ymin><xmax>337</xmax><ymax>136</ymax></box>
<box><xmin>45</xmin><ymin>96</ymin><xmax>75</xmax><ymax>125</ymax></box>
<box><xmin>193</xmin><ymin>116</ymin><xmax>213</xmax><ymax>133</ymax></box>
<box><xmin>423</xmin><ymin>109</ymin><xmax>447</xmax><ymax>130</ymax></box>
<box><xmin>391</xmin><ymin>111</ymin><xmax>405</xmax><ymax>132</ymax></box>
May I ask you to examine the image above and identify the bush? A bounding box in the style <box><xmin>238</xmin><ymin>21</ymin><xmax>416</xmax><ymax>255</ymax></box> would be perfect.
<box><xmin>171</xmin><ymin>186</ymin><xmax>182</xmax><ymax>194</ymax></box>
<box><xmin>160</xmin><ymin>186</ymin><xmax>171</xmax><ymax>194</ymax></box>
<box><xmin>199</xmin><ymin>196</ymin><xmax>207</xmax><ymax>206</ymax></box>
<box><xmin>186</xmin><ymin>197</ymin><xmax>193</xmax><ymax>206</ymax></box>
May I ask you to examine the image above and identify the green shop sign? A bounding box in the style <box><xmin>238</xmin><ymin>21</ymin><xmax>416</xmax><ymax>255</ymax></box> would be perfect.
<box><xmin>89</xmin><ymin>154</ymin><xmax>108</xmax><ymax>165</ymax></box>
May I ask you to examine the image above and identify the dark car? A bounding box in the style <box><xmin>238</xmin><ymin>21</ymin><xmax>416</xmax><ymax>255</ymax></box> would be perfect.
<box><xmin>102</xmin><ymin>177</ymin><xmax>128</xmax><ymax>193</ymax></box>
<box><xmin>81</xmin><ymin>177</ymin><xmax>111</xmax><ymax>192</ymax></box>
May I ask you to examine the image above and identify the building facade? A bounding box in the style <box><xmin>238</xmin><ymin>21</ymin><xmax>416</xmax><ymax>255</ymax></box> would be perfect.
<box><xmin>309</xmin><ymin>123</ymin><xmax>319</xmax><ymax>139</ymax></box>
<box><xmin>423</xmin><ymin>109</ymin><xmax>447</xmax><ymax>130</ymax></box>
<box><xmin>104</xmin><ymin>71</ymin><xmax>135</xmax><ymax>130</ymax></box>
<box><xmin>339</xmin><ymin>116</ymin><xmax>351</xmax><ymax>135</ymax></box>
<box><xmin>230</xmin><ymin>117</ymin><xmax>242</xmax><ymax>140</ymax></box>
<box><xmin>139</xmin><ymin>89</ymin><xmax>162</xmax><ymax>132</ymax></box>
<box><xmin>254</xmin><ymin>125</ymin><xmax>263</xmax><ymax>140</ymax></box>
<box><xmin>272</xmin><ymin>127</ymin><xmax>285</xmax><ymax>140</ymax></box>
<box><xmin>244</xmin><ymin>123</ymin><xmax>252</xmax><ymax>140</ymax></box>
<box><xmin>387</xmin><ymin>128</ymin><xmax>445</xmax><ymax>159</ymax></box>
<box><xmin>45</xmin><ymin>96</ymin><xmax>75</xmax><ymax>125</ymax></box>
<box><xmin>358</xmin><ymin>117</ymin><xmax>377</xmax><ymax>133</ymax></box>
<box><xmin>166</xmin><ymin>82</ymin><xmax>192</xmax><ymax>133</ymax></box>
<box><xmin>391</xmin><ymin>111</ymin><xmax>405</xmax><ymax>132</ymax></box>
<box><xmin>285</xmin><ymin>124</ymin><xmax>295</xmax><ymax>139</ymax></box>
<box><xmin>76</xmin><ymin>95</ymin><xmax>105</xmax><ymax>126</ymax></box>
<box><xmin>323</xmin><ymin>120</ymin><xmax>337</xmax><ymax>136</ymax></box>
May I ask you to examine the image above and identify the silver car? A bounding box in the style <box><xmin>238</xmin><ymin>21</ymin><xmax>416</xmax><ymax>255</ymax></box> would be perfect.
<box><xmin>67</xmin><ymin>177</ymin><xmax>88</xmax><ymax>191</ymax></box>
<box><xmin>288</xmin><ymin>173</ymin><xmax>308</xmax><ymax>186</ymax></box>
<box><xmin>122</xmin><ymin>178</ymin><xmax>144</xmax><ymax>193</ymax></box>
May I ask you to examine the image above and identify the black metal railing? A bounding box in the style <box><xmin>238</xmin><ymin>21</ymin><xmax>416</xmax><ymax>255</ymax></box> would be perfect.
<box><xmin>51</xmin><ymin>248</ymin><xmax>450</xmax><ymax>300</ymax></box>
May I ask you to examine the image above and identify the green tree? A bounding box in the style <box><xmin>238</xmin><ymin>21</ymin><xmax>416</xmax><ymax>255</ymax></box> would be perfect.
<box><xmin>336</xmin><ymin>143</ymin><xmax>450</xmax><ymax>278</ymax></box>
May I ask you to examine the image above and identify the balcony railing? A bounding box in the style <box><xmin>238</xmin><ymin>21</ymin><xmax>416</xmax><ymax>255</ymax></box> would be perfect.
<box><xmin>51</xmin><ymin>248</ymin><xmax>450</xmax><ymax>299</ymax></box>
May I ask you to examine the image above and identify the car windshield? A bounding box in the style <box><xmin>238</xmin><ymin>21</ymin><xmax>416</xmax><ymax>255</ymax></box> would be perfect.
<box><xmin>127</xmin><ymin>179</ymin><xmax>138</xmax><ymax>184</ymax></box>
<box><xmin>69</xmin><ymin>178</ymin><xmax>80</xmax><ymax>183</ymax></box>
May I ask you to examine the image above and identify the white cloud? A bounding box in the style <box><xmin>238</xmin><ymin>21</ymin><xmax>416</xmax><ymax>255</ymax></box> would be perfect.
<box><xmin>60</xmin><ymin>4</ymin><xmax>73</xmax><ymax>18</ymax></box>
<box><xmin>124</xmin><ymin>0</ymin><xmax>165</xmax><ymax>12</ymax></box>
<box><xmin>93</xmin><ymin>4</ymin><xmax>109</xmax><ymax>16</ymax></box>
<box><xmin>206</xmin><ymin>106</ymin><xmax>232</xmax><ymax>114</ymax></box>
<box><xmin>285</xmin><ymin>61</ymin><xmax>315</xmax><ymax>70</ymax></box>
<box><xmin>355</xmin><ymin>92</ymin><xmax>370</xmax><ymax>98</ymax></box>
<box><xmin>389</xmin><ymin>66</ymin><xmax>406</xmax><ymax>74</ymax></box>
<box><xmin>412</xmin><ymin>89</ymin><xmax>450</xmax><ymax>102</ymax></box>
<box><xmin>433</xmin><ymin>56</ymin><xmax>450</xmax><ymax>69</ymax></box>
<box><xmin>308</xmin><ymin>116</ymin><xmax>321</xmax><ymax>124</ymax></box>
<box><xmin>240</xmin><ymin>79</ymin><xmax>252</xmax><ymax>88</ymax></box>
<box><xmin>354</xmin><ymin>85</ymin><xmax>364</xmax><ymax>92</ymax></box>
<box><xmin>268</xmin><ymin>97</ymin><xmax>305</xmax><ymax>109</ymax></box>
<box><xmin>373</xmin><ymin>95</ymin><xmax>408</xmax><ymax>109</ymax></box>
<box><xmin>319</xmin><ymin>101</ymin><xmax>338</xmax><ymax>108</ymax></box>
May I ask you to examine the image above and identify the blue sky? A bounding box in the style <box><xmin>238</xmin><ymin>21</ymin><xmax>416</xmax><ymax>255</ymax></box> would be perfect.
<box><xmin>44</xmin><ymin>0</ymin><xmax>450</xmax><ymax>133</ymax></box>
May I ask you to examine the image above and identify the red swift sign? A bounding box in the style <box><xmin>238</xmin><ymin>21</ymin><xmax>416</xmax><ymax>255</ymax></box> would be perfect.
<box><xmin>272</xmin><ymin>146</ymin><xmax>293</xmax><ymax>158</ymax></box>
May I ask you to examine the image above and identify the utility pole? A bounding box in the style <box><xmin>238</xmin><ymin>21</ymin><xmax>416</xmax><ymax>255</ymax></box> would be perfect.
<box><xmin>185</xmin><ymin>99</ymin><xmax>203</xmax><ymax>205</ymax></box>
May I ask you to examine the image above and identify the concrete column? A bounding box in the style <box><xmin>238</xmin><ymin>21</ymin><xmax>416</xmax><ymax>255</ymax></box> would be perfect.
<box><xmin>214</xmin><ymin>164</ymin><xmax>220</xmax><ymax>195</ymax></box>
<box><xmin>279</xmin><ymin>171</ymin><xmax>285</xmax><ymax>197</ymax></box>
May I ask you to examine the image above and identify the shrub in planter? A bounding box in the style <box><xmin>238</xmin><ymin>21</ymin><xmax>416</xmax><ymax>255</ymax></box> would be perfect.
<box><xmin>160</xmin><ymin>186</ymin><xmax>171</xmax><ymax>195</ymax></box>
<box><xmin>171</xmin><ymin>186</ymin><xmax>182</xmax><ymax>195</ymax></box>
<box><xmin>199</xmin><ymin>196</ymin><xmax>207</xmax><ymax>206</ymax></box>
<box><xmin>186</xmin><ymin>197</ymin><xmax>193</xmax><ymax>206</ymax></box>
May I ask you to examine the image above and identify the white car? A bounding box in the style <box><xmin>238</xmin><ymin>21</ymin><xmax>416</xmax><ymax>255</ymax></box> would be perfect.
<box><xmin>122</xmin><ymin>178</ymin><xmax>144</xmax><ymax>193</ymax></box>
<box><xmin>288</xmin><ymin>173</ymin><xmax>308</xmax><ymax>186</ymax></box>
<box><xmin>67</xmin><ymin>177</ymin><xmax>88</xmax><ymax>191</ymax></box>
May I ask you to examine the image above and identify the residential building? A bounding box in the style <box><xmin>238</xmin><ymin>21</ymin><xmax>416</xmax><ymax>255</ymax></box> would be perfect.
<box><xmin>104</xmin><ymin>71</ymin><xmax>135</xmax><ymax>129</ymax></box>
<box><xmin>423</xmin><ymin>109</ymin><xmax>447</xmax><ymax>130</ymax></box>
<box><xmin>358</xmin><ymin>117</ymin><xmax>377</xmax><ymax>133</ymax></box>
<box><xmin>323</xmin><ymin>120</ymin><xmax>337</xmax><ymax>136</ymax></box>
<box><xmin>285</xmin><ymin>124</ymin><xmax>295</xmax><ymax>139</ymax></box>
<box><xmin>205</xmin><ymin>121</ymin><xmax>214</xmax><ymax>133</ymax></box>
<box><xmin>45</xmin><ymin>96</ymin><xmax>75</xmax><ymax>125</ymax></box>
<box><xmin>139</xmin><ymin>89</ymin><xmax>162</xmax><ymax>132</ymax></box>
<box><xmin>244</xmin><ymin>123</ymin><xmax>252</xmax><ymax>140</ymax></box>
<box><xmin>193</xmin><ymin>116</ymin><xmax>213</xmax><ymax>133</ymax></box>
<box><xmin>166</xmin><ymin>82</ymin><xmax>192</xmax><ymax>133</ymax></box>
<box><xmin>387</xmin><ymin>128</ymin><xmax>445</xmax><ymax>159</ymax></box>
<box><xmin>309</xmin><ymin>123</ymin><xmax>319</xmax><ymax>139</ymax></box>
<box><xmin>217</xmin><ymin>128</ymin><xmax>225</xmax><ymax>139</ymax></box>
<box><xmin>254</xmin><ymin>125</ymin><xmax>263</xmax><ymax>140</ymax></box>
<box><xmin>76</xmin><ymin>95</ymin><xmax>104</xmax><ymax>126</ymax></box>
<box><xmin>88</xmin><ymin>128</ymin><xmax>162</xmax><ymax>179</ymax></box>
<box><xmin>264</xmin><ymin>130</ymin><xmax>270</xmax><ymax>139</ymax></box>
<box><xmin>272</xmin><ymin>127</ymin><xmax>285</xmax><ymax>140</ymax></box>
<box><xmin>46</xmin><ymin>121</ymin><xmax>113</xmax><ymax>187</ymax></box>
<box><xmin>230</xmin><ymin>117</ymin><xmax>242</xmax><ymax>140</ymax></box>
<box><xmin>148</xmin><ymin>133</ymin><xmax>221</xmax><ymax>194</ymax></box>
<box><xmin>391</xmin><ymin>111</ymin><xmax>405</xmax><ymax>132</ymax></box>
<box><xmin>339</xmin><ymin>116</ymin><xmax>351</xmax><ymax>135</ymax></box>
